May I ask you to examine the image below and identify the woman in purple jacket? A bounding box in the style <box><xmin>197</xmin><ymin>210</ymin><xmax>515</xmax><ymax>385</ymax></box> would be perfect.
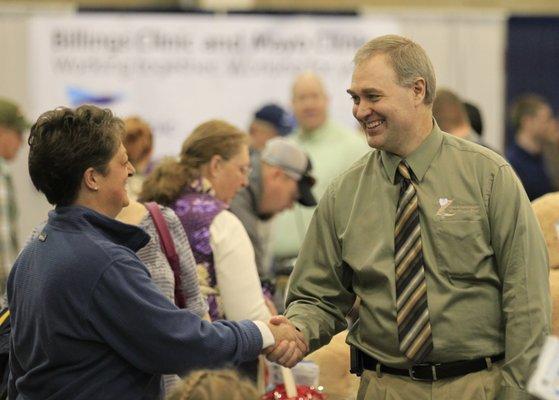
<box><xmin>140</xmin><ymin>120</ymin><xmax>273</xmax><ymax>324</ymax></box>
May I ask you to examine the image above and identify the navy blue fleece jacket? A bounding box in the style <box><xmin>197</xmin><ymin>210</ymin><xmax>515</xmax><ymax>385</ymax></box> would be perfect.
<box><xmin>7</xmin><ymin>206</ymin><xmax>262</xmax><ymax>400</ymax></box>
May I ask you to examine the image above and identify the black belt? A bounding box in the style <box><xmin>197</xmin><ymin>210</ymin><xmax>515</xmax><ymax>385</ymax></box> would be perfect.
<box><xmin>350</xmin><ymin>347</ymin><xmax>504</xmax><ymax>381</ymax></box>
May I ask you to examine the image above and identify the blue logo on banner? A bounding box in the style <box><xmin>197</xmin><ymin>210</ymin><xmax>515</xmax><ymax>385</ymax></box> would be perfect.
<box><xmin>66</xmin><ymin>86</ymin><xmax>122</xmax><ymax>106</ymax></box>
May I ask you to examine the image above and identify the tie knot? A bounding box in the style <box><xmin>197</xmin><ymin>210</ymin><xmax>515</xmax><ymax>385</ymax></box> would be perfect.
<box><xmin>397</xmin><ymin>162</ymin><xmax>412</xmax><ymax>181</ymax></box>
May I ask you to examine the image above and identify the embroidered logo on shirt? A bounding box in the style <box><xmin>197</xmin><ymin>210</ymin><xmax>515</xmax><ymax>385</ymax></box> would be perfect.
<box><xmin>436</xmin><ymin>198</ymin><xmax>456</xmax><ymax>217</ymax></box>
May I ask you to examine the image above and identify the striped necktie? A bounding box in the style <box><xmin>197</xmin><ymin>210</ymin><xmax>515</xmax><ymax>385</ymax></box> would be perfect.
<box><xmin>394</xmin><ymin>161</ymin><xmax>433</xmax><ymax>362</ymax></box>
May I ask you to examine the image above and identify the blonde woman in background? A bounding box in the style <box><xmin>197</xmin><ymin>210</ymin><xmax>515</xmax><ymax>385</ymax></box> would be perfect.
<box><xmin>166</xmin><ymin>369</ymin><xmax>259</xmax><ymax>400</ymax></box>
<box><xmin>140</xmin><ymin>120</ymin><xmax>272</xmax><ymax>324</ymax></box>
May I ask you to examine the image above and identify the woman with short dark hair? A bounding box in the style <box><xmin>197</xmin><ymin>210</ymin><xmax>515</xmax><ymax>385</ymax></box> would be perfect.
<box><xmin>28</xmin><ymin>106</ymin><xmax>126</xmax><ymax>208</ymax></box>
<box><xmin>8</xmin><ymin>105</ymin><xmax>278</xmax><ymax>400</ymax></box>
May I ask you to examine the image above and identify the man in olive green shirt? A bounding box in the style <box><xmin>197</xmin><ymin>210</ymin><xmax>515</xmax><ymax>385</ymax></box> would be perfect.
<box><xmin>273</xmin><ymin>35</ymin><xmax>550</xmax><ymax>400</ymax></box>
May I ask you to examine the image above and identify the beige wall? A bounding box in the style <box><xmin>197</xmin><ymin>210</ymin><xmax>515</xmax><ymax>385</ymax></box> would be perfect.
<box><xmin>256</xmin><ymin>0</ymin><xmax>559</xmax><ymax>13</ymax></box>
<box><xmin>0</xmin><ymin>0</ymin><xmax>549</xmax><ymax>248</ymax></box>
<box><xmin>1</xmin><ymin>0</ymin><xmax>559</xmax><ymax>13</ymax></box>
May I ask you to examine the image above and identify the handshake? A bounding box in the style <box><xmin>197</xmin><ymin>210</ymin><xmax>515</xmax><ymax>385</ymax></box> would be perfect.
<box><xmin>263</xmin><ymin>315</ymin><xmax>308</xmax><ymax>368</ymax></box>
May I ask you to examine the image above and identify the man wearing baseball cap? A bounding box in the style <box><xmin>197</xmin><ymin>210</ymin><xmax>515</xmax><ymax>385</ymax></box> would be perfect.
<box><xmin>0</xmin><ymin>97</ymin><xmax>29</xmax><ymax>289</ymax></box>
<box><xmin>248</xmin><ymin>104</ymin><xmax>295</xmax><ymax>152</ymax></box>
<box><xmin>230</xmin><ymin>137</ymin><xmax>316</xmax><ymax>282</ymax></box>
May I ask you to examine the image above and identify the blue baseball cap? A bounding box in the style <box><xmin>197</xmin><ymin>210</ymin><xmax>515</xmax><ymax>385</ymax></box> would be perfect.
<box><xmin>254</xmin><ymin>104</ymin><xmax>295</xmax><ymax>136</ymax></box>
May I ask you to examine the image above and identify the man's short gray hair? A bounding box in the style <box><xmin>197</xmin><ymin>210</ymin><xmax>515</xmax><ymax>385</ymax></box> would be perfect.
<box><xmin>353</xmin><ymin>34</ymin><xmax>437</xmax><ymax>105</ymax></box>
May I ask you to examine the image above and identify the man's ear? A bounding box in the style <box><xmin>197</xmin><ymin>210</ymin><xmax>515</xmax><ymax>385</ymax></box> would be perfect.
<box><xmin>83</xmin><ymin>167</ymin><xmax>100</xmax><ymax>191</ymax></box>
<box><xmin>274</xmin><ymin>167</ymin><xmax>286</xmax><ymax>179</ymax></box>
<box><xmin>412</xmin><ymin>77</ymin><xmax>427</xmax><ymax>105</ymax></box>
<box><xmin>269</xmin><ymin>166</ymin><xmax>289</xmax><ymax>182</ymax></box>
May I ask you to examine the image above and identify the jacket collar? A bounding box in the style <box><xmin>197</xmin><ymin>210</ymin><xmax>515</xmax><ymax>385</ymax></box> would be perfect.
<box><xmin>48</xmin><ymin>205</ymin><xmax>150</xmax><ymax>252</ymax></box>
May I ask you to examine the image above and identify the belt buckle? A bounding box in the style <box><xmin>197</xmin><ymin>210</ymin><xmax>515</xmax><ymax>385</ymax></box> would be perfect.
<box><xmin>408</xmin><ymin>363</ymin><xmax>440</xmax><ymax>381</ymax></box>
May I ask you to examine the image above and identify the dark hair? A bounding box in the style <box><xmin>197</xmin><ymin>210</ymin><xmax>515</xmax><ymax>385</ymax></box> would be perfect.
<box><xmin>28</xmin><ymin>105</ymin><xmax>123</xmax><ymax>206</ymax></box>
<box><xmin>464</xmin><ymin>101</ymin><xmax>483</xmax><ymax>136</ymax></box>
<box><xmin>140</xmin><ymin>119</ymin><xmax>247</xmax><ymax>206</ymax></box>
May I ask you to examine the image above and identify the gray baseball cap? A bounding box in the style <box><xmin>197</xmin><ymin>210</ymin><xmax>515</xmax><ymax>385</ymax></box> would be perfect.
<box><xmin>261</xmin><ymin>138</ymin><xmax>317</xmax><ymax>207</ymax></box>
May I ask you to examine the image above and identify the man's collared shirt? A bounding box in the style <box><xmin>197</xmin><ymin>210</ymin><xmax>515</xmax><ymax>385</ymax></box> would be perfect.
<box><xmin>285</xmin><ymin>124</ymin><xmax>550</xmax><ymax>400</ymax></box>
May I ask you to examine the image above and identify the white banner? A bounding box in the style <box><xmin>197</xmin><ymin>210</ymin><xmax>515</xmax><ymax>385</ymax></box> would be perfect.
<box><xmin>29</xmin><ymin>14</ymin><xmax>399</xmax><ymax>157</ymax></box>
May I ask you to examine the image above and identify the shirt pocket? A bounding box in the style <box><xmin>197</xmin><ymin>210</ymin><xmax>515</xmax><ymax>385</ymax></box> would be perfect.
<box><xmin>433</xmin><ymin>209</ymin><xmax>491</xmax><ymax>278</ymax></box>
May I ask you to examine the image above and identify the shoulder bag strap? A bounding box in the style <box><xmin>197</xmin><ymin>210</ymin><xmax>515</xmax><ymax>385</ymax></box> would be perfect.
<box><xmin>144</xmin><ymin>202</ymin><xmax>186</xmax><ymax>309</ymax></box>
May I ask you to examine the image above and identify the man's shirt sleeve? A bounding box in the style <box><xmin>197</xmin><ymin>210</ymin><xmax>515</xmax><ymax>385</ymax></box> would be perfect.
<box><xmin>284</xmin><ymin>184</ymin><xmax>355</xmax><ymax>352</ymax></box>
<box><xmin>489</xmin><ymin>165</ymin><xmax>551</xmax><ymax>400</ymax></box>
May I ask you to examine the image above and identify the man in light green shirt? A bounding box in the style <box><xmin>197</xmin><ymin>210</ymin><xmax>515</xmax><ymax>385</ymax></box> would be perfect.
<box><xmin>272</xmin><ymin>72</ymin><xmax>367</xmax><ymax>259</ymax></box>
<box><xmin>271</xmin><ymin>35</ymin><xmax>550</xmax><ymax>400</ymax></box>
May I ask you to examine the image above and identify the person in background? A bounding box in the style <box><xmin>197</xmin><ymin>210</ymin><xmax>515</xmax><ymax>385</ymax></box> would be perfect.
<box><xmin>166</xmin><ymin>369</ymin><xmax>259</xmax><ymax>400</ymax></box>
<box><xmin>272</xmin><ymin>71</ymin><xmax>367</xmax><ymax>262</ymax></box>
<box><xmin>506</xmin><ymin>94</ymin><xmax>555</xmax><ymax>200</ymax></box>
<box><xmin>140</xmin><ymin>120</ymin><xmax>274</xmax><ymax>323</ymax></box>
<box><xmin>229</xmin><ymin>138</ymin><xmax>316</xmax><ymax>307</ymax></box>
<box><xmin>8</xmin><ymin>105</ymin><xmax>305</xmax><ymax>399</ymax></box>
<box><xmin>116</xmin><ymin>198</ymin><xmax>209</xmax><ymax>395</ymax></box>
<box><xmin>248</xmin><ymin>104</ymin><xmax>294</xmax><ymax>153</ymax></box>
<box><xmin>123</xmin><ymin>116</ymin><xmax>154</xmax><ymax>200</ymax></box>
<box><xmin>0</xmin><ymin>98</ymin><xmax>28</xmax><ymax>291</ymax></box>
<box><xmin>141</xmin><ymin>121</ymin><xmax>290</xmax><ymax>381</ymax></box>
<box><xmin>433</xmin><ymin>88</ymin><xmax>485</xmax><ymax>145</ymax></box>
<box><xmin>269</xmin><ymin>34</ymin><xmax>549</xmax><ymax>400</ymax></box>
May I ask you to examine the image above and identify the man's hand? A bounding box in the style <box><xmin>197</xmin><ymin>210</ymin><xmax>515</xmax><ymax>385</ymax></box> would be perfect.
<box><xmin>263</xmin><ymin>315</ymin><xmax>308</xmax><ymax>368</ymax></box>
